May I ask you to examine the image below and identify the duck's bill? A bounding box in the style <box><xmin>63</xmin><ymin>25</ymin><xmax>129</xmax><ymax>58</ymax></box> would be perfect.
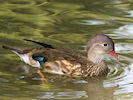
<box><xmin>109</xmin><ymin>50</ymin><xmax>119</xmax><ymax>61</ymax></box>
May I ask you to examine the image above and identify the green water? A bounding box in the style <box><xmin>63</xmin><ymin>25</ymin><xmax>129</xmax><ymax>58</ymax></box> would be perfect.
<box><xmin>0</xmin><ymin>0</ymin><xmax>133</xmax><ymax>100</ymax></box>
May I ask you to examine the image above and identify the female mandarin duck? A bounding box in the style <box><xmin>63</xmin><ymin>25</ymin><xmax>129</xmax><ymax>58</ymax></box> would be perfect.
<box><xmin>2</xmin><ymin>34</ymin><xmax>119</xmax><ymax>81</ymax></box>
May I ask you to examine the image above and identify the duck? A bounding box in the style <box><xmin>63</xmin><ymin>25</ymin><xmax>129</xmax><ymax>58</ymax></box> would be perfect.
<box><xmin>2</xmin><ymin>34</ymin><xmax>119</xmax><ymax>81</ymax></box>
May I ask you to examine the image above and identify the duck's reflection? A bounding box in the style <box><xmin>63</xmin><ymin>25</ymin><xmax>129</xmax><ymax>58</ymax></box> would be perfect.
<box><xmin>85</xmin><ymin>78</ymin><xmax>114</xmax><ymax>100</ymax></box>
<box><xmin>17</xmin><ymin>64</ymin><xmax>115</xmax><ymax>100</ymax></box>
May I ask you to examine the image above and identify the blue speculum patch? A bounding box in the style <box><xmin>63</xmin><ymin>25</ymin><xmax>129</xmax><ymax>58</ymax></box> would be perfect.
<box><xmin>32</xmin><ymin>54</ymin><xmax>47</xmax><ymax>67</ymax></box>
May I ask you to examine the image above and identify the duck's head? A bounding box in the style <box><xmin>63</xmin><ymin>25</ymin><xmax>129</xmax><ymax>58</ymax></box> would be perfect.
<box><xmin>86</xmin><ymin>34</ymin><xmax>119</xmax><ymax>63</ymax></box>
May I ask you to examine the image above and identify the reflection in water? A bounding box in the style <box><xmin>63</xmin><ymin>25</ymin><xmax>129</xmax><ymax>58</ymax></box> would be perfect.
<box><xmin>85</xmin><ymin>78</ymin><xmax>114</xmax><ymax>100</ymax></box>
<box><xmin>116</xmin><ymin>43</ymin><xmax>133</xmax><ymax>54</ymax></box>
<box><xmin>81</xmin><ymin>20</ymin><xmax>108</xmax><ymax>25</ymax></box>
<box><xmin>38</xmin><ymin>91</ymin><xmax>88</xmax><ymax>99</ymax></box>
<box><xmin>114</xmin><ymin>63</ymin><xmax>133</xmax><ymax>94</ymax></box>
<box><xmin>36</xmin><ymin>76</ymin><xmax>115</xmax><ymax>100</ymax></box>
<box><xmin>9</xmin><ymin>63</ymin><xmax>115</xmax><ymax>100</ymax></box>
<box><xmin>0</xmin><ymin>0</ymin><xmax>133</xmax><ymax>100</ymax></box>
<box><xmin>126</xmin><ymin>10</ymin><xmax>133</xmax><ymax>17</ymax></box>
<box><xmin>114</xmin><ymin>24</ymin><xmax>133</xmax><ymax>38</ymax></box>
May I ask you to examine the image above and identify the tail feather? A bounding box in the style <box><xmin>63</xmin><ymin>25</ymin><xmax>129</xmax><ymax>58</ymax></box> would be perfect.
<box><xmin>24</xmin><ymin>39</ymin><xmax>54</xmax><ymax>49</ymax></box>
<box><xmin>2</xmin><ymin>45</ymin><xmax>24</xmax><ymax>54</ymax></box>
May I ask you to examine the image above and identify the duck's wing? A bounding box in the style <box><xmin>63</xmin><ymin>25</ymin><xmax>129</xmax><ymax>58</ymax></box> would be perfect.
<box><xmin>23</xmin><ymin>39</ymin><xmax>91</xmax><ymax>76</ymax></box>
<box><xmin>29</xmin><ymin>47</ymin><xmax>88</xmax><ymax>76</ymax></box>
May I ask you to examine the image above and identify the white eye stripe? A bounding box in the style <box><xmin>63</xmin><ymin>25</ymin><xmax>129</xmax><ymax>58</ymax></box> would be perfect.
<box><xmin>97</xmin><ymin>43</ymin><xmax>108</xmax><ymax>47</ymax></box>
<box><xmin>93</xmin><ymin>43</ymin><xmax>108</xmax><ymax>47</ymax></box>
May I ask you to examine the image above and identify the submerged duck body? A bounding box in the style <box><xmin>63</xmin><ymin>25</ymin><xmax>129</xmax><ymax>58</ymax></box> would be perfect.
<box><xmin>3</xmin><ymin>34</ymin><xmax>119</xmax><ymax>78</ymax></box>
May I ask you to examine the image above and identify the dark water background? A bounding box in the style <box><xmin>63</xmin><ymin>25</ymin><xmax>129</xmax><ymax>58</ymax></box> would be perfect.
<box><xmin>0</xmin><ymin>0</ymin><xmax>133</xmax><ymax>100</ymax></box>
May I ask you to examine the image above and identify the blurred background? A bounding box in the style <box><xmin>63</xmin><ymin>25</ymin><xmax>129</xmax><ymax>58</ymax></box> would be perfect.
<box><xmin>0</xmin><ymin>0</ymin><xmax>133</xmax><ymax>100</ymax></box>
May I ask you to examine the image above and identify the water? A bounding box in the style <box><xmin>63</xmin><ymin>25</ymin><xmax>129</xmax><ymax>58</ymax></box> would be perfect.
<box><xmin>0</xmin><ymin>0</ymin><xmax>133</xmax><ymax>100</ymax></box>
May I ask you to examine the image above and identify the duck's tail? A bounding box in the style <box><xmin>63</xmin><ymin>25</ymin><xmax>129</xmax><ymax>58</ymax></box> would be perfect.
<box><xmin>2</xmin><ymin>45</ymin><xmax>32</xmax><ymax>64</ymax></box>
<box><xmin>24</xmin><ymin>39</ymin><xmax>54</xmax><ymax>49</ymax></box>
<box><xmin>2</xmin><ymin>45</ymin><xmax>24</xmax><ymax>54</ymax></box>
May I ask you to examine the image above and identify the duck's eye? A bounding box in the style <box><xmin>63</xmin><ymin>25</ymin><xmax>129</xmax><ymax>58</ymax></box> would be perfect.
<box><xmin>103</xmin><ymin>43</ymin><xmax>108</xmax><ymax>46</ymax></box>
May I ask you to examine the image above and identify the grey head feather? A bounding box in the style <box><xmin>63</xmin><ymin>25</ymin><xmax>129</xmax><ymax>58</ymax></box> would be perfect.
<box><xmin>86</xmin><ymin>34</ymin><xmax>114</xmax><ymax>52</ymax></box>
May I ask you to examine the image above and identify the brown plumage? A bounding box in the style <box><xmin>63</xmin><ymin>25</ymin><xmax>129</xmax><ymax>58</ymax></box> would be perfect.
<box><xmin>30</xmin><ymin>48</ymin><xmax>107</xmax><ymax>77</ymax></box>
<box><xmin>2</xmin><ymin>34</ymin><xmax>119</xmax><ymax>78</ymax></box>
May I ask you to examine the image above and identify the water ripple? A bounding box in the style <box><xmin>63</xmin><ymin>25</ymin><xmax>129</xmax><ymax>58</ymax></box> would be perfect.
<box><xmin>38</xmin><ymin>91</ymin><xmax>88</xmax><ymax>99</ymax></box>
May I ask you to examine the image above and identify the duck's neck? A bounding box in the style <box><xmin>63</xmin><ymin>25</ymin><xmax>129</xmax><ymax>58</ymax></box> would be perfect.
<box><xmin>87</xmin><ymin>51</ymin><xmax>104</xmax><ymax>64</ymax></box>
<box><xmin>85</xmin><ymin>50</ymin><xmax>108</xmax><ymax>76</ymax></box>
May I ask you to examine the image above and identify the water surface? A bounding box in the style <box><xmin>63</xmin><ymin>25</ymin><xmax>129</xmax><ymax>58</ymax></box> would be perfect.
<box><xmin>0</xmin><ymin>0</ymin><xmax>133</xmax><ymax>100</ymax></box>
